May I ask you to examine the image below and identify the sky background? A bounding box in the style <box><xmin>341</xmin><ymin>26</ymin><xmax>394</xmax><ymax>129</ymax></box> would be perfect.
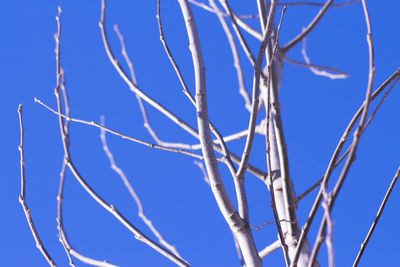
<box><xmin>1</xmin><ymin>1</ymin><xmax>400</xmax><ymax>266</ymax></box>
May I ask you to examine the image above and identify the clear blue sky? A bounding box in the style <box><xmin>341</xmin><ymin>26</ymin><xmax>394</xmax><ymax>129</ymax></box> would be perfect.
<box><xmin>2</xmin><ymin>1</ymin><xmax>400</xmax><ymax>266</ymax></box>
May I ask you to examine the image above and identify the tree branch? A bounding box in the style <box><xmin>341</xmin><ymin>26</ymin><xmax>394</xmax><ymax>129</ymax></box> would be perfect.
<box><xmin>190</xmin><ymin>0</ymin><xmax>263</xmax><ymax>40</ymax></box>
<box><xmin>259</xmin><ymin>239</ymin><xmax>282</xmax><ymax>259</ymax></box>
<box><xmin>100</xmin><ymin>117</ymin><xmax>183</xmax><ymax>258</ymax></box>
<box><xmin>208</xmin><ymin>0</ymin><xmax>251</xmax><ymax>111</ymax></box>
<box><xmin>290</xmin><ymin>66</ymin><xmax>400</xmax><ymax>267</ymax></box>
<box><xmin>281</xmin><ymin>0</ymin><xmax>333</xmax><ymax>53</ymax></box>
<box><xmin>308</xmin><ymin>0</ymin><xmax>376</xmax><ymax>264</ymax></box>
<box><xmin>262</xmin><ymin>4</ymin><xmax>294</xmax><ymax>266</ymax></box>
<box><xmin>277</xmin><ymin>1</ymin><xmax>359</xmax><ymax>8</ymax></box>
<box><xmin>35</xmin><ymin>98</ymin><xmax>211</xmax><ymax>162</ymax></box>
<box><xmin>98</xmin><ymin>1</ymin><xmax>267</xmax><ymax>181</ymax></box>
<box><xmin>53</xmin><ymin>9</ymin><xmax>117</xmax><ymax>266</ymax></box>
<box><xmin>177</xmin><ymin>0</ymin><xmax>261</xmax><ymax>265</ymax></box>
<box><xmin>353</xmin><ymin>166</ymin><xmax>400</xmax><ymax>267</ymax></box>
<box><xmin>18</xmin><ymin>105</ymin><xmax>57</xmax><ymax>267</ymax></box>
<box><xmin>113</xmin><ymin>25</ymin><xmax>190</xmax><ymax>150</ymax></box>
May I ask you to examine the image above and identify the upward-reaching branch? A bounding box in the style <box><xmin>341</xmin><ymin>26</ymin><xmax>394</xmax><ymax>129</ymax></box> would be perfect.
<box><xmin>42</xmin><ymin>2</ymin><xmax>192</xmax><ymax>266</ymax></box>
<box><xmin>208</xmin><ymin>0</ymin><xmax>251</xmax><ymax>111</ymax></box>
<box><xmin>18</xmin><ymin>105</ymin><xmax>57</xmax><ymax>267</ymax></box>
<box><xmin>177</xmin><ymin>1</ymin><xmax>261</xmax><ymax>266</ymax></box>
<box><xmin>308</xmin><ymin>1</ymin><xmax>376</xmax><ymax>264</ymax></box>
<box><xmin>259</xmin><ymin>2</ymin><xmax>317</xmax><ymax>266</ymax></box>
<box><xmin>281</xmin><ymin>0</ymin><xmax>333</xmax><ymax>53</ymax></box>
<box><xmin>290</xmin><ymin>67</ymin><xmax>400</xmax><ymax>267</ymax></box>
<box><xmin>99</xmin><ymin>0</ymin><xmax>267</xmax><ymax>181</ymax></box>
<box><xmin>53</xmin><ymin>8</ymin><xmax>117</xmax><ymax>267</ymax></box>
<box><xmin>353</xmin><ymin>166</ymin><xmax>400</xmax><ymax>267</ymax></box>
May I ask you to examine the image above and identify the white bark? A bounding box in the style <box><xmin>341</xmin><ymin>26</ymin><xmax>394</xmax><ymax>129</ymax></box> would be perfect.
<box><xmin>177</xmin><ymin>1</ymin><xmax>262</xmax><ymax>266</ymax></box>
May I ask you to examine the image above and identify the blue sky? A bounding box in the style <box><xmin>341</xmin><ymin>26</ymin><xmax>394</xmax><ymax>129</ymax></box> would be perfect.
<box><xmin>2</xmin><ymin>1</ymin><xmax>400</xmax><ymax>266</ymax></box>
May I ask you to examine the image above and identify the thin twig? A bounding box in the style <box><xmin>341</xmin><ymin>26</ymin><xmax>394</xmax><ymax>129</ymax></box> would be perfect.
<box><xmin>66</xmin><ymin>158</ymin><xmax>190</xmax><ymax>267</ymax></box>
<box><xmin>282</xmin><ymin>38</ymin><xmax>349</xmax><ymax>79</ymax></box>
<box><xmin>98</xmin><ymin>1</ymin><xmax>267</xmax><ymax>181</ymax></box>
<box><xmin>290</xmin><ymin>66</ymin><xmax>400</xmax><ymax>267</ymax></box>
<box><xmin>100</xmin><ymin>117</ymin><xmax>182</xmax><ymax>258</ymax></box>
<box><xmin>99</xmin><ymin>0</ymin><xmax>201</xmax><ymax>142</ymax></box>
<box><xmin>35</xmin><ymin>98</ymin><xmax>211</xmax><ymax>162</ymax></box>
<box><xmin>51</xmin><ymin>5</ymin><xmax>191</xmax><ymax>261</ymax></box>
<box><xmin>300</xmin><ymin>108</ymin><xmax>390</xmax><ymax>215</ymax></box>
<box><xmin>301</xmin><ymin>38</ymin><xmax>348</xmax><ymax>79</ymax></box>
<box><xmin>325</xmin><ymin>76</ymin><xmax>398</xmax><ymax>200</ymax></box>
<box><xmin>321</xmin><ymin>192</ymin><xmax>335</xmax><ymax>267</ymax></box>
<box><xmin>190</xmin><ymin>0</ymin><xmax>263</xmax><ymax>40</ymax></box>
<box><xmin>116</xmin><ymin>18</ymin><xmax>247</xmax><ymax>176</ymax></box>
<box><xmin>250</xmin><ymin>221</ymin><xmax>275</xmax><ymax>230</ymax></box>
<box><xmin>189</xmin><ymin>0</ymin><xmax>258</xmax><ymax>19</ymax></box>
<box><xmin>297</xmin><ymin>143</ymin><xmax>355</xmax><ymax>203</ymax></box>
<box><xmin>208</xmin><ymin>0</ymin><xmax>251</xmax><ymax>111</ymax></box>
<box><xmin>57</xmin><ymin>163</ymin><xmax>75</xmax><ymax>267</ymax></box>
<box><xmin>18</xmin><ymin>104</ymin><xmax>57</xmax><ymax>267</ymax></box>
<box><xmin>308</xmin><ymin>1</ymin><xmax>376</xmax><ymax>264</ymax></box>
<box><xmin>53</xmin><ymin>8</ymin><xmax>118</xmax><ymax>267</ymax></box>
<box><xmin>193</xmin><ymin>160</ymin><xmax>210</xmax><ymax>185</ymax></box>
<box><xmin>295</xmin><ymin>84</ymin><xmax>400</xmax><ymax>245</ymax></box>
<box><xmin>53</xmin><ymin>84</ymin><xmax>189</xmax><ymax>266</ymax></box>
<box><xmin>156</xmin><ymin>1</ymin><xmax>194</xmax><ymax>106</ymax></box>
<box><xmin>113</xmin><ymin>26</ymin><xmax>190</xmax><ymax>150</ymax></box>
<box><xmin>219</xmin><ymin>0</ymin><xmax>257</xmax><ymax>67</ymax></box>
<box><xmin>53</xmin><ymin>8</ymin><xmax>75</xmax><ymax>267</ymax></box>
<box><xmin>190</xmin><ymin>120</ymin><xmax>266</xmax><ymax>150</ymax></box>
<box><xmin>362</xmin><ymin>77</ymin><xmax>400</xmax><ymax>133</ymax></box>
<box><xmin>281</xmin><ymin>0</ymin><xmax>334</xmax><ymax>53</ymax></box>
<box><xmin>284</xmin><ymin>55</ymin><xmax>349</xmax><ymax>79</ymax></box>
<box><xmin>277</xmin><ymin>1</ymin><xmax>359</xmax><ymax>8</ymax></box>
<box><xmin>297</xmin><ymin>76</ymin><xmax>399</xmax><ymax>202</ymax></box>
<box><xmin>353</xmin><ymin>166</ymin><xmax>400</xmax><ymax>267</ymax></box>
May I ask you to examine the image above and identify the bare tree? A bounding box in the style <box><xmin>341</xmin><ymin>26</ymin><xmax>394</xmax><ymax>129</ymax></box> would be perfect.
<box><xmin>18</xmin><ymin>1</ymin><xmax>400</xmax><ymax>267</ymax></box>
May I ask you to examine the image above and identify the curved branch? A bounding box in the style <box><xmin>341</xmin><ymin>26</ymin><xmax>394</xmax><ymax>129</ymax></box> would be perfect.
<box><xmin>177</xmin><ymin>1</ymin><xmax>261</xmax><ymax>266</ymax></box>
<box><xmin>281</xmin><ymin>0</ymin><xmax>333</xmax><ymax>53</ymax></box>
<box><xmin>98</xmin><ymin>0</ymin><xmax>267</xmax><ymax>181</ymax></box>
<box><xmin>308</xmin><ymin>1</ymin><xmax>376</xmax><ymax>264</ymax></box>
<box><xmin>18</xmin><ymin>105</ymin><xmax>57</xmax><ymax>267</ymax></box>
